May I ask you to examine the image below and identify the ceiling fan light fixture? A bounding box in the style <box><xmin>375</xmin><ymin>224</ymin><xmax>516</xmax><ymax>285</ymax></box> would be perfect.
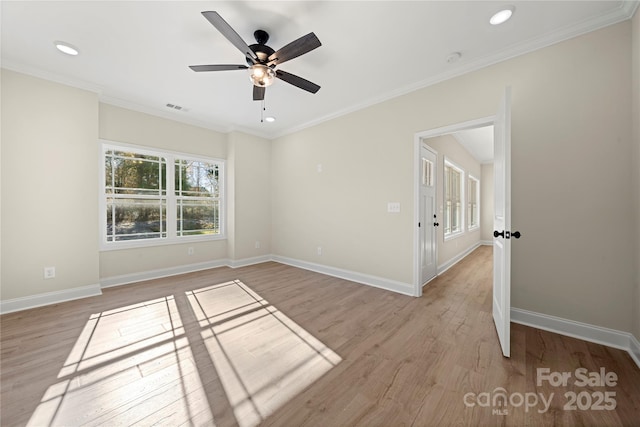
<box><xmin>249</xmin><ymin>64</ymin><xmax>276</xmax><ymax>87</ymax></box>
<box><xmin>490</xmin><ymin>6</ymin><xmax>515</xmax><ymax>25</ymax></box>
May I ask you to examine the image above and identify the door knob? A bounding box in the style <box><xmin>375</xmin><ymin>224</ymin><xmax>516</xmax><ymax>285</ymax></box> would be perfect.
<box><xmin>494</xmin><ymin>230</ymin><xmax>504</xmax><ymax>238</ymax></box>
<box><xmin>512</xmin><ymin>231</ymin><xmax>521</xmax><ymax>239</ymax></box>
<box><xmin>434</xmin><ymin>222</ymin><xmax>439</xmax><ymax>227</ymax></box>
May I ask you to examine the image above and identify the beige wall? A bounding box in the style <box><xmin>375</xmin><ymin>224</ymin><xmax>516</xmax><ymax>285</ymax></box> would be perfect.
<box><xmin>272</xmin><ymin>22</ymin><xmax>635</xmax><ymax>332</ymax></box>
<box><xmin>98</xmin><ymin>104</ymin><xmax>229</xmax><ymax>279</ymax></box>
<box><xmin>1</xmin><ymin>70</ymin><xmax>100</xmax><ymax>299</ymax></box>
<box><xmin>631</xmin><ymin>8</ymin><xmax>640</xmax><ymax>340</ymax></box>
<box><xmin>424</xmin><ymin>134</ymin><xmax>482</xmax><ymax>268</ymax></box>
<box><xmin>227</xmin><ymin>131</ymin><xmax>271</xmax><ymax>261</ymax></box>
<box><xmin>0</xmin><ymin>78</ymin><xmax>272</xmax><ymax>298</ymax></box>
<box><xmin>1</xmin><ymin>18</ymin><xmax>637</xmax><ymax>338</ymax></box>
<box><xmin>481</xmin><ymin>163</ymin><xmax>494</xmax><ymax>243</ymax></box>
<box><xmin>98</xmin><ymin>105</ymin><xmax>272</xmax><ymax>278</ymax></box>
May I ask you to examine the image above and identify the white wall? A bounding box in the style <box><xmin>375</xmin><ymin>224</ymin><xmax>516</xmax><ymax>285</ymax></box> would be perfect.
<box><xmin>481</xmin><ymin>163</ymin><xmax>494</xmax><ymax>243</ymax></box>
<box><xmin>424</xmin><ymin>134</ymin><xmax>482</xmax><ymax>268</ymax></box>
<box><xmin>1</xmin><ymin>70</ymin><xmax>100</xmax><ymax>299</ymax></box>
<box><xmin>272</xmin><ymin>22</ymin><xmax>635</xmax><ymax>332</ymax></box>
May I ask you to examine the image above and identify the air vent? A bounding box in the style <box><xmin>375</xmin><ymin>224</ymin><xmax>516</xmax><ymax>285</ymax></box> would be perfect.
<box><xmin>165</xmin><ymin>103</ymin><xmax>188</xmax><ymax>112</ymax></box>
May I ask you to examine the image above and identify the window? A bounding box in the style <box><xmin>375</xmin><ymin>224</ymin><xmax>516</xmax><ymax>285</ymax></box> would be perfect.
<box><xmin>421</xmin><ymin>157</ymin><xmax>433</xmax><ymax>187</ymax></box>
<box><xmin>444</xmin><ymin>160</ymin><xmax>464</xmax><ymax>237</ymax></box>
<box><xmin>175</xmin><ymin>159</ymin><xmax>221</xmax><ymax>237</ymax></box>
<box><xmin>100</xmin><ymin>141</ymin><xmax>224</xmax><ymax>249</ymax></box>
<box><xmin>468</xmin><ymin>175</ymin><xmax>480</xmax><ymax>230</ymax></box>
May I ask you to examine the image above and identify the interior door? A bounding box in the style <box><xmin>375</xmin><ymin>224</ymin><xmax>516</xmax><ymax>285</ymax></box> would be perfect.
<box><xmin>419</xmin><ymin>144</ymin><xmax>437</xmax><ymax>285</ymax></box>
<box><xmin>493</xmin><ymin>87</ymin><xmax>512</xmax><ymax>358</ymax></box>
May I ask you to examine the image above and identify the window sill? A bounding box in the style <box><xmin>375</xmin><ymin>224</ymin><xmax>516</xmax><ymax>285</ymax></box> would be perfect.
<box><xmin>444</xmin><ymin>231</ymin><xmax>465</xmax><ymax>242</ymax></box>
<box><xmin>100</xmin><ymin>234</ymin><xmax>227</xmax><ymax>252</ymax></box>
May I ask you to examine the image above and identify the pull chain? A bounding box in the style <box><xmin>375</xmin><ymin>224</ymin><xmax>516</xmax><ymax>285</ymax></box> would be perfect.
<box><xmin>260</xmin><ymin>99</ymin><xmax>266</xmax><ymax>123</ymax></box>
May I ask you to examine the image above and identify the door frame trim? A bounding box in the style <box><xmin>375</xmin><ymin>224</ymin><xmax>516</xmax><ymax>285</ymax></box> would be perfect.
<box><xmin>412</xmin><ymin>116</ymin><xmax>495</xmax><ymax>297</ymax></box>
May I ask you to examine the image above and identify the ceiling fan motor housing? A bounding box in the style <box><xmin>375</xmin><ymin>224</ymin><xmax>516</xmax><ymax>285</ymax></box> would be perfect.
<box><xmin>247</xmin><ymin>30</ymin><xmax>275</xmax><ymax>64</ymax></box>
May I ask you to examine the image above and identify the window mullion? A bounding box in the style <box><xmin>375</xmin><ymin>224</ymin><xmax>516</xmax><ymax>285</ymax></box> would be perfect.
<box><xmin>166</xmin><ymin>155</ymin><xmax>177</xmax><ymax>239</ymax></box>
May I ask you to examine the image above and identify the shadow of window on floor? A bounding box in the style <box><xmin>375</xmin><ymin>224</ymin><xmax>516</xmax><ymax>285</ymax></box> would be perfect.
<box><xmin>187</xmin><ymin>280</ymin><xmax>342</xmax><ymax>427</ymax></box>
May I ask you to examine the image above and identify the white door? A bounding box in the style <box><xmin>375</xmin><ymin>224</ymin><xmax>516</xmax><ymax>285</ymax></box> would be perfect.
<box><xmin>419</xmin><ymin>144</ymin><xmax>437</xmax><ymax>285</ymax></box>
<box><xmin>493</xmin><ymin>87</ymin><xmax>512</xmax><ymax>358</ymax></box>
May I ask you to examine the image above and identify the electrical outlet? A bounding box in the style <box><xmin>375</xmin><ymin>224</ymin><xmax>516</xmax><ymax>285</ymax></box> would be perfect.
<box><xmin>188</xmin><ymin>247</ymin><xmax>194</xmax><ymax>255</ymax></box>
<box><xmin>43</xmin><ymin>267</ymin><xmax>56</xmax><ymax>279</ymax></box>
<box><xmin>317</xmin><ymin>246</ymin><xmax>322</xmax><ymax>256</ymax></box>
<box><xmin>255</xmin><ymin>241</ymin><xmax>261</xmax><ymax>249</ymax></box>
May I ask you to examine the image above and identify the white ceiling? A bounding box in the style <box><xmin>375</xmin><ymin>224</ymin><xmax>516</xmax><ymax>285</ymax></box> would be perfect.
<box><xmin>453</xmin><ymin>125</ymin><xmax>494</xmax><ymax>165</ymax></box>
<box><xmin>2</xmin><ymin>1</ymin><xmax>636</xmax><ymax>139</ymax></box>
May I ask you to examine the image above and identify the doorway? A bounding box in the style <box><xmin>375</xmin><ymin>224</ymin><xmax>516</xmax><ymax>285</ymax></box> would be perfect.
<box><xmin>413</xmin><ymin>87</ymin><xmax>512</xmax><ymax>358</ymax></box>
<box><xmin>413</xmin><ymin>116</ymin><xmax>495</xmax><ymax>297</ymax></box>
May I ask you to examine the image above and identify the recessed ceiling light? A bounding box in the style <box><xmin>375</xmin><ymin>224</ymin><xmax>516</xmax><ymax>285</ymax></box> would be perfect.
<box><xmin>490</xmin><ymin>6</ymin><xmax>515</xmax><ymax>25</ymax></box>
<box><xmin>54</xmin><ymin>41</ymin><xmax>79</xmax><ymax>56</ymax></box>
<box><xmin>264</xmin><ymin>116</ymin><xmax>276</xmax><ymax>123</ymax></box>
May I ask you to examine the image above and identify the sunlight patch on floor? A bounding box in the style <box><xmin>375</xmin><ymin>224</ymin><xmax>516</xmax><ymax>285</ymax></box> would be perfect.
<box><xmin>188</xmin><ymin>280</ymin><xmax>342</xmax><ymax>427</ymax></box>
<box><xmin>27</xmin><ymin>280</ymin><xmax>340</xmax><ymax>427</ymax></box>
<box><xmin>28</xmin><ymin>295</ymin><xmax>208</xmax><ymax>426</ymax></box>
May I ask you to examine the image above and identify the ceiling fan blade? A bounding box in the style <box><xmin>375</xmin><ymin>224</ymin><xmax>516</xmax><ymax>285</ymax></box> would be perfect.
<box><xmin>189</xmin><ymin>64</ymin><xmax>248</xmax><ymax>72</ymax></box>
<box><xmin>253</xmin><ymin>85</ymin><xmax>265</xmax><ymax>101</ymax></box>
<box><xmin>201</xmin><ymin>11</ymin><xmax>258</xmax><ymax>63</ymax></box>
<box><xmin>267</xmin><ymin>32</ymin><xmax>321</xmax><ymax>66</ymax></box>
<box><xmin>275</xmin><ymin>70</ymin><xmax>320</xmax><ymax>94</ymax></box>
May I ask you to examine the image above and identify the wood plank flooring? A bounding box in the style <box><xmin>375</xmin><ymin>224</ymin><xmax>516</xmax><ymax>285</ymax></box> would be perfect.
<box><xmin>1</xmin><ymin>246</ymin><xmax>639</xmax><ymax>426</ymax></box>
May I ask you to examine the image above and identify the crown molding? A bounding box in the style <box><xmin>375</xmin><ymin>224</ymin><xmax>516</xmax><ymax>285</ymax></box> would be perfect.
<box><xmin>2</xmin><ymin>60</ymin><xmax>273</xmax><ymax>140</ymax></box>
<box><xmin>272</xmin><ymin>1</ymin><xmax>637</xmax><ymax>139</ymax></box>
<box><xmin>2</xmin><ymin>59</ymin><xmax>104</xmax><ymax>94</ymax></box>
<box><xmin>98</xmin><ymin>95</ymin><xmax>233</xmax><ymax>135</ymax></box>
<box><xmin>3</xmin><ymin>2</ymin><xmax>636</xmax><ymax>142</ymax></box>
<box><xmin>623</xmin><ymin>0</ymin><xmax>639</xmax><ymax>17</ymax></box>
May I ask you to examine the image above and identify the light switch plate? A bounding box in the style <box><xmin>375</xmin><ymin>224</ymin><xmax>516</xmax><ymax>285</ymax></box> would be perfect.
<box><xmin>387</xmin><ymin>202</ymin><xmax>401</xmax><ymax>213</ymax></box>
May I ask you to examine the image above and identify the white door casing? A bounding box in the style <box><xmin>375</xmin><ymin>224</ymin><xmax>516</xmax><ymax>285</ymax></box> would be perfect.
<box><xmin>419</xmin><ymin>144</ymin><xmax>437</xmax><ymax>286</ymax></box>
<box><xmin>492</xmin><ymin>87</ymin><xmax>512</xmax><ymax>358</ymax></box>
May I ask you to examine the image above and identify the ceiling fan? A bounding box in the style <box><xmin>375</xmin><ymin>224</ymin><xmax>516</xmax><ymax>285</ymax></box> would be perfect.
<box><xmin>189</xmin><ymin>11</ymin><xmax>322</xmax><ymax>101</ymax></box>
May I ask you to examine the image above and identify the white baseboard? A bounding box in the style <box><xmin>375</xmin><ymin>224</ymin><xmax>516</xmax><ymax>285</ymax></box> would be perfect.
<box><xmin>101</xmin><ymin>255</ymin><xmax>275</xmax><ymax>288</ymax></box>
<box><xmin>100</xmin><ymin>259</ymin><xmax>229</xmax><ymax>288</ymax></box>
<box><xmin>272</xmin><ymin>255</ymin><xmax>415</xmax><ymax>297</ymax></box>
<box><xmin>0</xmin><ymin>284</ymin><xmax>102</xmax><ymax>315</ymax></box>
<box><xmin>227</xmin><ymin>255</ymin><xmax>273</xmax><ymax>268</ymax></box>
<box><xmin>2</xmin><ymin>254</ymin><xmax>416</xmax><ymax>314</ymax></box>
<box><xmin>481</xmin><ymin>240</ymin><xmax>493</xmax><ymax>246</ymax></box>
<box><xmin>511</xmin><ymin>308</ymin><xmax>640</xmax><ymax>370</ymax></box>
<box><xmin>630</xmin><ymin>335</ymin><xmax>640</xmax><ymax>369</ymax></box>
<box><xmin>437</xmin><ymin>242</ymin><xmax>482</xmax><ymax>275</ymax></box>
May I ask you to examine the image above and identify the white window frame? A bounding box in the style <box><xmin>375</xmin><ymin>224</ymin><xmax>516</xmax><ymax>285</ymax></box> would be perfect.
<box><xmin>444</xmin><ymin>158</ymin><xmax>465</xmax><ymax>240</ymax></box>
<box><xmin>99</xmin><ymin>140</ymin><xmax>225</xmax><ymax>251</ymax></box>
<box><xmin>468</xmin><ymin>174</ymin><xmax>480</xmax><ymax>231</ymax></box>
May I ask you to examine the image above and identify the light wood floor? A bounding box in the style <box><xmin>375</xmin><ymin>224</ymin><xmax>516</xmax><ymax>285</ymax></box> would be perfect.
<box><xmin>1</xmin><ymin>246</ymin><xmax>639</xmax><ymax>426</ymax></box>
